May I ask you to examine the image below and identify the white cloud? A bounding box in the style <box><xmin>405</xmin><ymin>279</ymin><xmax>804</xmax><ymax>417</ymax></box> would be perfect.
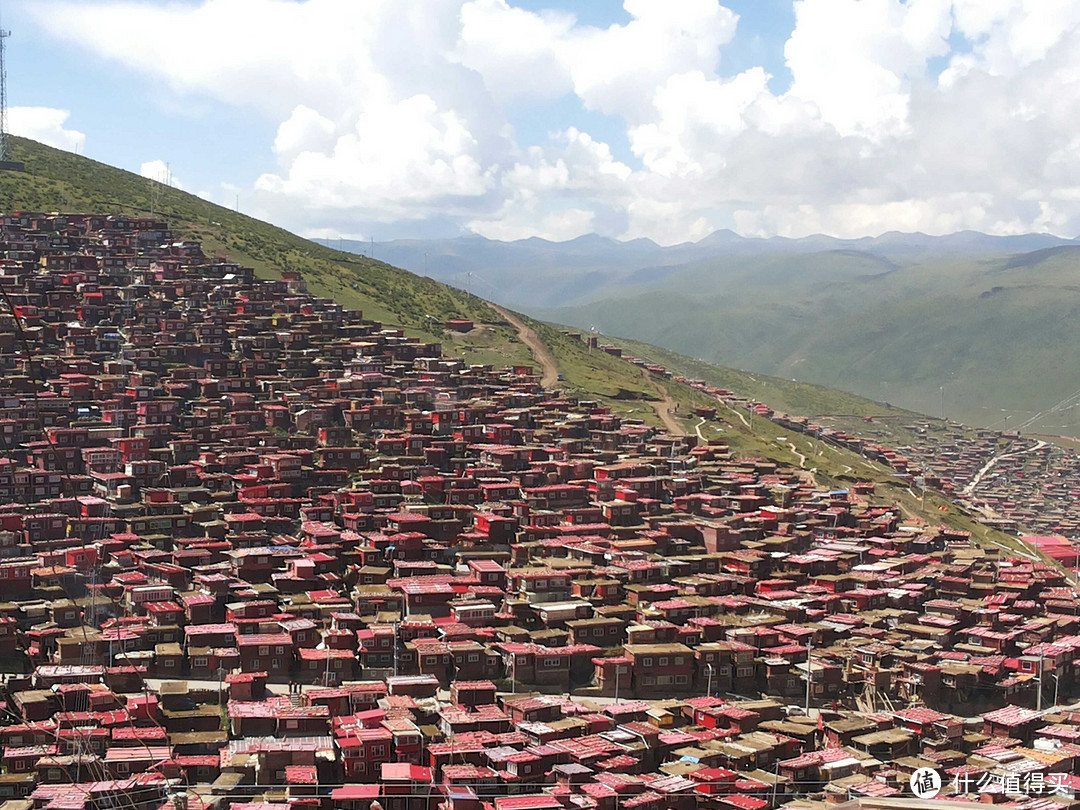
<box><xmin>629</xmin><ymin>67</ymin><xmax>780</xmax><ymax>177</ymax></box>
<box><xmin>273</xmin><ymin>105</ymin><xmax>337</xmax><ymax>164</ymax></box>
<box><xmin>561</xmin><ymin>0</ymin><xmax>740</xmax><ymax>120</ymax></box>
<box><xmin>951</xmin><ymin>0</ymin><xmax>1080</xmax><ymax>73</ymax></box>
<box><xmin>8</xmin><ymin>107</ymin><xmax>86</xmax><ymax>153</ymax></box>
<box><xmin>24</xmin><ymin>0</ymin><xmax>1080</xmax><ymax>242</ymax></box>
<box><xmin>139</xmin><ymin>159</ymin><xmax>185</xmax><ymax>191</ymax></box>
<box><xmin>456</xmin><ymin>0</ymin><xmax>575</xmax><ymax>102</ymax></box>
<box><xmin>468</xmin><ymin>206</ymin><xmax>595</xmax><ymax>241</ymax></box>
<box><xmin>457</xmin><ymin>0</ymin><xmax>738</xmax><ymax>120</ymax></box>
<box><xmin>784</xmin><ymin>0</ymin><xmax>953</xmax><ymax>139</ymax></box>
<box><xmin>254</xmin><ymin>93</ymin><xmax>493</xmax><ymax>223</ymax></box>
<box><xmin>467</xmin><ymin>127</ymin><xmax>633</xmax><ymax>240</ymax></box>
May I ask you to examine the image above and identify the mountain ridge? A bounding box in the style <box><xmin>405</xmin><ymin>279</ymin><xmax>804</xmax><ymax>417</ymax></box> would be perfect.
<box><xmin>319</xmin><ymin>226</ymin><xmax>1076</xmax><ymax>263</ymax></box>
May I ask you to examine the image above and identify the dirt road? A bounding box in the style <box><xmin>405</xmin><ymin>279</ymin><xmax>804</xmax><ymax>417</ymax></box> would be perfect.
<box><xmin>962</xmin><ymin>440</ymin><xmax>1047</xmax><ymax>496</ymax></box>
<box><xmin>648</xmin><ymin>376</ymin><xmax>687</xmax><ymax>436</ymax></box>
<box><xmin>491</xmin><ymin>305</ymin><xmax>559</xmax><ymax>388</ymax></box>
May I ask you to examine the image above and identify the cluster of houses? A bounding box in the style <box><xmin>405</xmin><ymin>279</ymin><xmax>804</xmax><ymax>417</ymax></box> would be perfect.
<box><xmin>0</xmin><ymin>212</ymin><xmax>1078</xmax><ymax>810</ymax></box>
<box><xmin>768</xmin><ymin>414</ymin><xmax>1080</xmax><ymax>561</ymax></box>
<box><xmin>875</xmin><ymin>430</ymin><xmax>1080</xmax><ymax>544</ymax></box>
<box><xmin>603</xmin><ymin>349</ymin><xmax>1080</xmax><ymax>567</ymax></box>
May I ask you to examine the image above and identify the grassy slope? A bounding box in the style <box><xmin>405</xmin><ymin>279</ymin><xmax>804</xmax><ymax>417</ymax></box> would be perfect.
<box><xmin>537</xmin><ymin>245</ymin><xmax>1080</xmax><ymax>435</ymax></box>
<box><xmin>0</xmin><ymin>136</ymin><xmax>503</xmax><ymax>339</ymax></box>
<box><xmin>0</xmin><ymin>137</ymin><xmax>1024</xmax><ymax>558</ymax></box>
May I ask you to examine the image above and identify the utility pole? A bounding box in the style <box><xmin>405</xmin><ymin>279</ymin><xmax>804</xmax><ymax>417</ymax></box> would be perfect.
<box><xmin>706</xmin><ymin>663</ymin><xmax>713</xmax><ymax>698</ymax></box>
<box><xmin>1037</xmin><ymin>655</ymin><xmax>1043</xmax><ymax>712</ymax></box>
<box><xmin>805</xmin><ymin>636</ymin><xmax>813</xmax><ymax>715</ymax></box>
<box><xmin>614</xmin><ymin>661</ymin><xmax>620</xmax><ymax>705</ymax></box>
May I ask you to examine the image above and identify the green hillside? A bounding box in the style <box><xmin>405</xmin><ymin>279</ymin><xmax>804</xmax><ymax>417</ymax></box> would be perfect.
<box><xmin>0</xmin><ymin>136</ymin><xmax>1026</xmax><ymax>559</ymax></box>
<box><xmin>539</xmin><ymin>245</ymin><xmax>1080</xmax><ymax>435</ymax></box>
<box><xmin>0</xmin><ymin>136</ymin><xmax>954</xmax><ymax>432</ymax></box>
<box><xmin>0</xmin><ymin>136</ymin><xmax>501</xmax><ymax>335</ymax></box>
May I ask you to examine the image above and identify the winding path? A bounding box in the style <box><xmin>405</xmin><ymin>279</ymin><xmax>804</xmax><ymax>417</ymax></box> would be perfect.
<box><xmin>491</xmin><ymin>305</ymin><xmax>560</xmax><ymax>388</ymax></box>
<box><xmin>649</xmin><ymin>378</ymin><xmax>687</xmax><ymax>437</ymax></box>
<box><xmin>962</xmin><ymin>440</ymin><xmax>1047</xmax><ymax>497</ymax></box>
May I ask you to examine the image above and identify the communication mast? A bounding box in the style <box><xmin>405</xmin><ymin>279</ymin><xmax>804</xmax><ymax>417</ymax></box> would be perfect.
<box><xmin>0</xmin><ymin>21</ymin><xmax>23</xmax><ymax>171</ymax></box>
<box><xmin>0</xmin><ymin>25</ymin><xmax>10</xmax><ymax>162</ymax></box>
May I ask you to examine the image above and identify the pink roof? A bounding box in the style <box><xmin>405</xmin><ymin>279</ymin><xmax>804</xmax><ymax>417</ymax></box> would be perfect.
<box><xmin>331</xmin><ymin>785</ymin><xmax>381</xmax><ymax>800</ymax></box>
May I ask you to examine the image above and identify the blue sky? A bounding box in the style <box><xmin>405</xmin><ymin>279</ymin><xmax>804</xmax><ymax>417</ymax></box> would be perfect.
<box><xmin>6</xmin><ymin>1</ymin><xmax>277</xmax><ymax>196</ymax></box>
<box><xmin>9</xmin><ymin>1</ymin><xmax>1080</xmax><ymax>243</ymax></box>
<box><xmin>7</xmin><ymin>0</ymin><xmax>796</xmax><ymax>190</ymax></box>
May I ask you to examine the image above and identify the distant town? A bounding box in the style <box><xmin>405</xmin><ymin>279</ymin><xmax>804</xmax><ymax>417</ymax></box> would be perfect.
<box><xmin>0</xmin><ymin>212</ymin><xmax>1078</xmax><ymax>810</ymax></box>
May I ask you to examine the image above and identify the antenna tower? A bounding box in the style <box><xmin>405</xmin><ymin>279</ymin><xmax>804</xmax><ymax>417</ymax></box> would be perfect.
<box><xmin>0</xmin><ymin>24</ymin><xmax>10</xmax><ymax>163</ymax></box>
<box><xmin>0</xmin><ymin>17</ymin><xmax>21</xmax><ymax>172</ymax></box>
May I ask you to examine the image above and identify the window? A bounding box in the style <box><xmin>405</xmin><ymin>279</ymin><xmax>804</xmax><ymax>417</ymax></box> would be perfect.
<box><xmin>544</xmin><ymin>657</ymin><xmax>562</xmax><ymax>668</ymax></box>
<box><xmin>659</xmin><ymin>657</ymin><xmax>669</xmax><ymax>667</ymax></box>
<box><xmin>272</xmin><ymin>659</ymin><xmax>281</xmax><ymax>669</ymax></box>
<box><xmin>608</xmin><ymin>625</ymin><xmax>618</xmax><ymax>634</ymax></box>
<box><xmin>163</xmin><ymin>659</ymin><xmax>175</xmax><ymax>668</ymax></box>
<box><xmin>425</xmin><ymin>656</ymin><xmax>438</xmax><ymax>665</ymax></box>
<box><xmin>675</xmin><ymin>675</ymin><xmax>688</xmax><ymax>685</ymax></box>
<box><xmin>468</xmin><ymin>653</ymin><xmax>479</xmax><ymax>663</ymax></box>
<box><xmin>251</xmin><ymin>659</ymin><xmax>260</xmax><ymax>669</ymax></box>
<box><xmin>259</xmin><ymin>646</ymin><xmax>269</xmax><ymax>656</ymax></box>
<box><xmin>371</xmin><ymin>746</ymin><xmax>386</xmax><ymax>758</ymax></box>
<box><xmin>641</xmin><ymin>657</ymin><xmax>653</xmax><ymax>667</ymax></box>
<box><xmin>674</xmin><ymin>656</ymin><xmax>684</xmax><ymax>666</ymax></box>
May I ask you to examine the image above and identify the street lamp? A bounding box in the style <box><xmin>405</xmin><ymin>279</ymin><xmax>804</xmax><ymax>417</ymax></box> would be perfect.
<box><xmin>705</xmin><ymin>663</ymin><xmax>714</xmax><ymax>698</ymax></box>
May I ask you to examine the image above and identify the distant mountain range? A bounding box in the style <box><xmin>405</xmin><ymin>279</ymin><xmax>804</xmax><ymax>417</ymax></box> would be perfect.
<box><xmin>318</xmin><ymin>229</ymin><xmax>1078</xmax><ymax>300</ymax></box>
<box><xmin>319</xmin><ymin>228</ymin><xmax>1080</xmax><ymax>436</ymax></box>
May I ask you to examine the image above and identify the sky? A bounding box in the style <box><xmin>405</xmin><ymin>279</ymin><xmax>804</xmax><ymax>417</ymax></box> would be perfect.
<box><xmin>7</xmin><ymin>0</ymin><xmax>1080</xmax><ymax>244</ymax></box>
